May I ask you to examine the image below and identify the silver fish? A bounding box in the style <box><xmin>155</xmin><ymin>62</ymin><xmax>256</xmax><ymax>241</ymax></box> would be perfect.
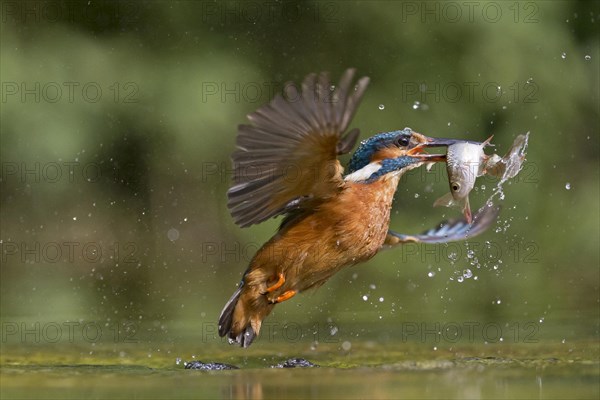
<box><xmin>434</xmin><ymin>136</ymin><xmax>493</xmax><ymax>223</ymax></box>
<box><xmin>433</xmin><ymin>133</ymin><xmax>529</xmax><ymax>223</ymax></box>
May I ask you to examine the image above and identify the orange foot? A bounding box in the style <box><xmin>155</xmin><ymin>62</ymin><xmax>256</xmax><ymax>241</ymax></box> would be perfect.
<box><xmin>261</xmin><ymin>272</ymin><xmax>285</xmax><ymax>295</ymax></box>
<box><xmin>271</xmin><ymin>290</ymin><xmax>296</xmax><ymax>304</ymax></box>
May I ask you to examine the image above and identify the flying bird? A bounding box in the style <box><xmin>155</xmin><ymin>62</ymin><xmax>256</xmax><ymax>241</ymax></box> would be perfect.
<box><xmin>218</xmin><ymin>69</ymin><xmax>499</xmax><ymax>347</ymax></box>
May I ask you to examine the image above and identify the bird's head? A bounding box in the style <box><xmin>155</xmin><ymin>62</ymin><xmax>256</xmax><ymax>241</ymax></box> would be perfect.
<box><xmin>345</xmin><ymin>127</ymin><xmax>457</xmax><ymax>183</ymax></box>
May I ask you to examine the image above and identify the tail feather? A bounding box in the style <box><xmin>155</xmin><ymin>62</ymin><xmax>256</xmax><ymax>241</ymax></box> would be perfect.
<box><xmin>218</xmin><ymin>282</ymin><xmax>264</xmax><ymax>348</ymax></box>
<box><xmin>217</xmin><ymin>285</ymin><xmax>242</xmax><ymax>337</ymax></box>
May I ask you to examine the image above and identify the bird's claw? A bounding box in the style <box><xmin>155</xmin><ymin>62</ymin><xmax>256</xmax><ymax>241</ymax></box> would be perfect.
<box><xmin>261</xmin><ymin>272</ymin><xmax>285</xmax><ymax>295</ymax></box>
<box><xmin>269</xmin><ymin>290</ymin><xmax>297</xmax><ymax>304</ymax></box>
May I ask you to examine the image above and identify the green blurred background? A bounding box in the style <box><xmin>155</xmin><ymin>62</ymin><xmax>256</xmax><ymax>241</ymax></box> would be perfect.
<box><xmin>1</xmin><ymin>0</ymin><xmax>598</xmax><ymax>368</ymax></box>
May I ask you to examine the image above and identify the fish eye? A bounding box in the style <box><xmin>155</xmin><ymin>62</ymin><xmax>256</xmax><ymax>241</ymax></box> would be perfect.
<box><xmin>451</xmin><ymin>182</ymin><xmax>461</xmax><ymax>191</ymax></box>
<box><xmin>395</xmin><ymin>135</ymin><xmax>410</xmax><ymax>147</ymax></box>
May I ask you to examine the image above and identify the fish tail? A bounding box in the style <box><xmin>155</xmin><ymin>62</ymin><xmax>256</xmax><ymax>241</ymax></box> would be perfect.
<box><xmin>462</xmin><ymin>196</ymin><xmax>472</xmax><ymax>224</ymax></box>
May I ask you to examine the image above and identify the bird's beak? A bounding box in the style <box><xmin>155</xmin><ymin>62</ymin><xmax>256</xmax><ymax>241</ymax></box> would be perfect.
<box><xmin>422</xmin><ymin>136</ymin><xmax>462</xmax><ymax>147</ymax></box>
<box><xmin>407</xmin><ymin>133</ymin><xmax>459</xmax><ymax>162</ymax></box>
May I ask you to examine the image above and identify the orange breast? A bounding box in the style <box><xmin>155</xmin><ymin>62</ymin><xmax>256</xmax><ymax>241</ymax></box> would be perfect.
<box><xmin>244</xmin><ymin>175</ymin><xmax>401</xmax><ymax>294</ymax></box>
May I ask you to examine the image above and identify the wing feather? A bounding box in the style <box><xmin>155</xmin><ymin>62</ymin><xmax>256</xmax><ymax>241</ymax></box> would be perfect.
<box><xmin>228</xmin><ymin>68</ymin><xmax>370</xmax><ymax>227</ymax></box>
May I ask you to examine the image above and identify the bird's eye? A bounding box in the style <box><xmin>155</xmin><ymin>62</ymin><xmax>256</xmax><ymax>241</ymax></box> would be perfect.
<box><xmin>451</xmin><ymin>182</ymin><xmax>461</xmax><ymax>191</ymax></box>
<box><xmin>395</xmin><ymin>135</ymin><xmax>410</xmax><ymax>147</ymax></box>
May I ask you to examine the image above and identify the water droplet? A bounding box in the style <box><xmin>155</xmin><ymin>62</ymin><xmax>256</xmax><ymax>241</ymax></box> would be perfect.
<box><xmin>457</xmin><ymin>276</ymin><xmax>464</xmax><ymax>283</ymax></box>
<box><xmin>565</xmin><ymin>182</ymin><xmax>571</xmax><ymax>190</ymax></box>
<box><xmin>330</xmin><ymin>326</ymin><xmax>338</xmax><ymax>336</ymax></box>
<box><xmin>379</xmin><ymin>297</ymin><xmax>384</xmax><ymax>303</ymax></box>
<box><xmin>412</xmin><ymin>101</ymin><xmax>420</xmax><ymax>110</ymax></box>
<box><xmin>447</xmin><ymin>122</ymin><xmax>451</xmax><ymax>126</ymax></box>
<box><xmin>342</xmin><ymin>341</ymin><xmax>352</xmax><ymax>351</ymax></box>
<box><xmin>167</xmin><ymin>228</ymin><xmax>180</xmax><ymax>241</ymax></box>
<box><xmin>427</xmin><ymin>271</ymin><xmax>435</xmax><ymax>278</ymax></box>
<box><xmin>463</xmin><ymin>269</ymin><xmax>473</xmax><ymax>278</ymax></box>
<box><xmin>561</xmin><ymin>52</ymin><xmax>567</xmax><ymax>59</ymax></box>
<box><xmin>362</xmin><ymin>295</ymin><xmax>368</xmax><ymax>301</ymax></box>
<box><xmin>72</xmin><ymin>217</ymin><xmax>77</xmax><ymax>221</ymax></box>
<box><xmin>175</xmin><ymin>357</ymin><xmax>181</xmax><ymax>365</ymax></box>
<box><xmin>526</xmin><ymin>77</ymin><xmax>534</xmax><ymax>84</ymax></box>
<box><xmin>584</xmin><ymin>55</ymin><xmax>591</xmax><ymax>60</ymax></box>
<box><xmin>496</xmin><ymin>299</ymin><xmax>502</xmax><ymax>305</ymax></box>
<box><xmin>414</xmin><ymin>193</ymin><xmax>420</xmax><ymax>198</ymax></box>
<box><xmin>378</xmin><ymin>104</ymin><xmax>385</xmax><ymax>110</ymax></box>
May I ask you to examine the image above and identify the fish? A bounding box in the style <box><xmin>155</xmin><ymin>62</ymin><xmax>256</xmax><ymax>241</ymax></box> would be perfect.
<box><xmin>433</xmin><ymin>133</ymin><xmax>529</xmax><ymax>223</ymax></box>
<box><xmin>433</xmin><ymin>136</ymin><xmax>494</xmax><ymax>224</ymax></box>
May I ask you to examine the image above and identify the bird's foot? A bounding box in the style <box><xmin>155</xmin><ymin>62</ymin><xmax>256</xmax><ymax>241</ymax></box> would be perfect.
<box><xmin>269</xmin><ymin>290</ymin><xmax>297</xmax><ymax>304</ymax></box>
<box><xmin>261</xmin><ymin>272</ymin><xmax>285</xmax><ymax>295</ymax></box>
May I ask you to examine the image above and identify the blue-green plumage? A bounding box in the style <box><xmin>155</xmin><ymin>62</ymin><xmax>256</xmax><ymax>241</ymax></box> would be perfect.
<box><xmin>366</xmin><ymin>156</ymin><xmax>420</xmax><ymax>182</ymax></box>
<box><xmin>346</xmin><ymin>128</ymin><xmax>413</xmax><ymax>173</ymax></box>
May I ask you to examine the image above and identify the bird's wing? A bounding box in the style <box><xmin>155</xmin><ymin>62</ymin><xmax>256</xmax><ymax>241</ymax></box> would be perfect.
<box><xmin>228</xmin><ymin>68</ymin><xmax>370</xmax><ymax>227</ymax></box>
<box><xmin>383</xmin><ymin>204</ymin><xmax>500</xmax><ymax>246</ymax></box>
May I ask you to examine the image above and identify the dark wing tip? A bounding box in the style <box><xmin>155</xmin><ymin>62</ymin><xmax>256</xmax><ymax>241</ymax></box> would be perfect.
<box><xmin>387</xmin><ymin>204</ymin><xmax>501</xmax><ymax>245</ymax></box>
<box><xmin>419</xmin><ymin>204</ymin><xmax>501</xmax><ymax>243</ymax></box>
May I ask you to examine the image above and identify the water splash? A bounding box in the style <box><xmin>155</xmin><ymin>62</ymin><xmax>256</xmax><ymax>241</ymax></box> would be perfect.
<box><xmin>484</xmin><ymin>132</ymin><xmax>530</xmax><ymax>208</ymax></box>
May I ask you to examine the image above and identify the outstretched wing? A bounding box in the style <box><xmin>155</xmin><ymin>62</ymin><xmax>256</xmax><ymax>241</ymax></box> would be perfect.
<box><xmin>228</xmin><ymin>69</ymin><xmax>370</xmax><ymax>227</ymax></box>
<box><xmin>383</xmin><ymin>204</ymin><xmax>501</xmax><ymax>246</ymax></box>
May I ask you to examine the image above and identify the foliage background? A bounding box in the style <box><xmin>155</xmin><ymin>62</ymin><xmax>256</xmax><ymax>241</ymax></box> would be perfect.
<box><xmin>1</xmin><ymin>0</ymin><xmax>598</xmax><ymax>352</ymax></box>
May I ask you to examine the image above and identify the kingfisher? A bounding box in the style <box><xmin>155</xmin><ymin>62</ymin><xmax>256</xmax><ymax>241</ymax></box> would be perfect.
<box><xmin>218</xmin><ymin>69</ymin><xmax>499</xmax><ymax>347</ymax></box>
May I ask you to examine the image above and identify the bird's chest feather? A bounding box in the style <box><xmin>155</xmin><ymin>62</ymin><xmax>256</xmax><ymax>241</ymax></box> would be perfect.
<box><xmin>331</xmin><ymin>176</ymin><xmax>400</xmax><ymax>258</ymax></box>
<box><xmin>246</xmin><ymin>176</ymin><xmax>400</xmax><ymax>293</ymax></box>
